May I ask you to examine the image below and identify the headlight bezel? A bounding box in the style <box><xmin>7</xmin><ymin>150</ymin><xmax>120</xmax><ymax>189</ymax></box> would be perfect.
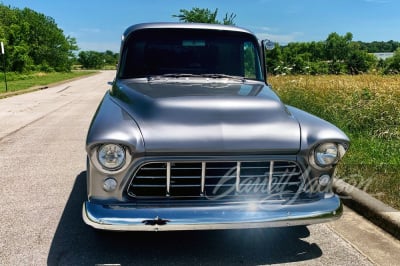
<box><xmin>91</xmin><ymin>143</ymin><xmax>132</xmax><ymax>173</ymax></box>
<box><xmin>97</xmin><ymin>143</ymin><xmax>126</xmax><ymax>170</ymax></box>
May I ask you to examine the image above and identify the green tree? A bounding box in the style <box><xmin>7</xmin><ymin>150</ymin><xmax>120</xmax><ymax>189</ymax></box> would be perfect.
<box><xmin>384</xmin><ymin>48</ymin><xmax>400</xmax><ymax>74</ymax></box>
<box><xmin>346</xmin><ymin>43</ymin><xmax>377</xmax><ymax>74</ymax></box>
<box><xmin>78</xmin><ymin>51</ymin><xmax>105</xmax><ymax>69</ymax></box>
<box><xmin>265</xmin><ymin>32</ymin><xmax>380</xmax><ymax>75</ymax></box>
<box><xmin>103</xmin><ymin>50</ymin><xmax>118</xmax><ymax>65</ymax></box>
<box><xmin>0</xmin><ymin>4</ymin><xmax>78</xmax><ymax>72</ymax></box>
<box><xmin>173</xmin><ymin>8</ymin><xmax>236</xmax><ymax>25</ymax></box>
<box><xmin>357</xmin><ymin>40</ymin><xmax>400</xmax><ymax>53</ymax></box>
<box><xmin>325</xmin><ymin>32</ymin><xmax>353</xmax><ymax>74</ymax></box>
<box><xmin>77</xmin><ymin>50</ymin><xmax>119</xmax><ymax>69</ymax></box>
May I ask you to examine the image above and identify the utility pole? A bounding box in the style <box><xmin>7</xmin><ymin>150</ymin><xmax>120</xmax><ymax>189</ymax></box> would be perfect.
<box><xmin>1</xmin><ymin>42</ymin><xmax>8</xmax><ymax>92</ymax></box>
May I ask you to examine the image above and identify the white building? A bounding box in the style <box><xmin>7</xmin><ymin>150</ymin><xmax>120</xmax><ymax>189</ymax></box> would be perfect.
<box><xmin>372</xmin><ymin>52</ymin><xmax>394</xmax><ymax>60</ymax></box>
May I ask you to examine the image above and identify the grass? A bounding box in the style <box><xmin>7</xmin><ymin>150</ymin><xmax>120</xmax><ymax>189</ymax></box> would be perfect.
<box><xmin>269</xmin><ymin>74</ymin><xmax>400</xmax><ymax>209</ymax></box>
<box><xmin>0</xmin><ymin>71</ymin><xmax>98</xmax><ymax>94</ymax></box>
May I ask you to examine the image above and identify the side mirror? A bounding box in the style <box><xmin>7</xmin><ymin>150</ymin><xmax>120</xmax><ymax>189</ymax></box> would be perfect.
<box><xmin>261</xmin><ymin>39</ymin><xmax>275</xmax><ymax>83</ymax></box>
<box><xmin>262</xmin><ymin>39</ymin><xmax>275</xmax><ymax>51</ymax></box>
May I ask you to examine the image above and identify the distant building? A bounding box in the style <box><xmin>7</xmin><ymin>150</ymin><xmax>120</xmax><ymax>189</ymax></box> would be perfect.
<box><xmin>372</xmin><ymin>52</ymin><xmax>394</xmax><ymax>60</ymax></box>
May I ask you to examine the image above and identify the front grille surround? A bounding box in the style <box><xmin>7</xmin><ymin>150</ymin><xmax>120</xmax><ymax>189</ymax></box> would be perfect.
<box><xmin>127</xmin><ymin>160</ymin><xmax>307</xmax><ymax>202</ymax></box>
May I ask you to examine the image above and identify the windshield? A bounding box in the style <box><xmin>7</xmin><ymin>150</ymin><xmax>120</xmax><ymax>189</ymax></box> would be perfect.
<box><xmin>119</xmin><ymin>28</ymin><xmax>263</xmax><ymax>81</ymax></box>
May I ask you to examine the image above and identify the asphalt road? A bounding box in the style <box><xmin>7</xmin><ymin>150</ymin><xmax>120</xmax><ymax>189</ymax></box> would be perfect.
<box><xmin>0</xmin><ymin>71</ymin><xmax>397</xmax><ymax>265</ymax></box>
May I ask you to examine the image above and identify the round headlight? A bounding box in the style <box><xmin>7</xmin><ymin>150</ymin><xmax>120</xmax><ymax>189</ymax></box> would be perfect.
<box><xmin>314</xmin><ymin>143</ymin><xmax>338</xmax><ymax>167</ymax></box>
<box><xmin>97</xmin><ymin>144</ymin><xmax>126</xmax><ymax>170</ymax></box>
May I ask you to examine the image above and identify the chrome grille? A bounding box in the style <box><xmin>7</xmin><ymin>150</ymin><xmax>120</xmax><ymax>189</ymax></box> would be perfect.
<box><xmin>127</xmin><ymin>161</ymin><xmax>304</xmax><ymax>200</ymax></box>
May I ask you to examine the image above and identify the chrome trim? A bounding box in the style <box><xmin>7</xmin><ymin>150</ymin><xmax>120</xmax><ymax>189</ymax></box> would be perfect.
<box><xmin>201</xmin><ymin>162</ymin><xmax>206</xmax><ymax>196</ymax></box>
<box><xmin>236</xmin><ymin>162</ymin><xmax>241</xmax><ymax>192</ymax></box>
<box><xmin>166</xmin><ymin>162</ymin><xmax>171</xmax><ymax>196</ymax></box>
<box><xmin>268</xmin><ymin>160</ymin><xmax>274</xmax><ymax>193</ymax></box>
<box><xmin>83</xmin><ymin>195</ymin><xmax>343</xmax><ymax>231</ymax></box>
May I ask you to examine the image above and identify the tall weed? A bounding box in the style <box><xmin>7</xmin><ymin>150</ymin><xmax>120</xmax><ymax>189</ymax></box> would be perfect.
<box><xmin>270</xmin><ymin>75</ymin><xmax>400</xmax><ymax>140</ymax></box>
<box><xmin>269</xmin><ymin>74</ymin><xmax>400</xmax><ymax>209</ymax></box>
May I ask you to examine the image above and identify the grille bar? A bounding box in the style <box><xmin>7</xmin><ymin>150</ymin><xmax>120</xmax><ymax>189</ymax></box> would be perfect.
<box><xmin>268</xmin><ymin>161</ymin><xmax>274</xmax><ymax>193</ymax></box>
<box><xmin>166</xmin><ymin>162</ymin><xmax>171</xmax><ymax>196</ymax></box>
<box><xmin>201</xmin><ymin>162</ymin><xmax>206</xmax><ymax>196</ymax></box>
<box><xmin>236</xmin><ymin>162</ymin><xmax>241</xmax><ymax>193</ymax></box>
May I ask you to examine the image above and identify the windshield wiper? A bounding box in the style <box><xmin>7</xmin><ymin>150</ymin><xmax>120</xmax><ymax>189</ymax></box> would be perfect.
<box><xmin>147</xmin><ymin>73</ymin><xmax>246</xmax><ymax>82</ymax></box>
<box><xmin>200</xmin><ymin>73</ymin><xmax>246</xmax><ymax>81</ymax></box>
<box><xmin>147</xmin><ymin>73</ymin><xmax>200</xmax><ymax>81</ymax></box>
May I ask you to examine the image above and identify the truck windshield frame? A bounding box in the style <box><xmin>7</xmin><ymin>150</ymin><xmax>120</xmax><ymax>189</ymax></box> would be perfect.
<box><xmin>119</xmin><ymin>28</ymin><xmax>264</xmax><ymax>81</ymax></box>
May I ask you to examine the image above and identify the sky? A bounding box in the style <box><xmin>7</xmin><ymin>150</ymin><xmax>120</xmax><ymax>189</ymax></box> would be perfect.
<box><xmin>3</xmin><ymin>0</ymin><xmax>400</xmax><ymax>52</ymax></box>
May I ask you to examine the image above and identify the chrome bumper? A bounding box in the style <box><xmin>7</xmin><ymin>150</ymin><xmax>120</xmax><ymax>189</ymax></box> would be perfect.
<box><xmin>83</xmin><ymin>195</ymin><xmax>343</xmax><ymax>231</ymax></box>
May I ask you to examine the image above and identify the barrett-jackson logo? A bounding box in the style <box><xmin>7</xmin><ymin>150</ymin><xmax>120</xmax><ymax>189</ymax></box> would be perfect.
<box><xmin>205</xmin><ymin>166</ymin><xmax>331</xmax><ymax>209</ymax></box>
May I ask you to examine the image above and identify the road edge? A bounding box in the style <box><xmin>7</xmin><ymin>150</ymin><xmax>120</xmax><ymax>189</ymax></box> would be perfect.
<box><xmin>333</xmin><ymin>178</ymin><xmax>400</xmax><ymax>240</ymax></box>
<box><xmin>0</xmin><ymin>71</ymin><xmax>100</xmax><ymax>99</ymax></box>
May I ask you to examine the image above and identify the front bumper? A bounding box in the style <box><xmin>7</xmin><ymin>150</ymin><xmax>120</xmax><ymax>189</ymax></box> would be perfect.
<box><xmin>82</xmin><ymin>195</ymin><xmax>342</xmax><ymax>231</ymax></box>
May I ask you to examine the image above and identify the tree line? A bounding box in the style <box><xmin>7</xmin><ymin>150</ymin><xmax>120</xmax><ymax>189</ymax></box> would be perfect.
<box><xmin>77</xmin><ymin>50</ymin><xmax>119</xmax><ymax>69</ymax></box>
<box><xmin>266</xmin><ymin>33</ymin><xmax>400</xmax><ymax>75</ymax></box>
<box><xmin>0</xmin><ymin>4</ymin><xmax>120</xmax><ymax>72</ymax></box>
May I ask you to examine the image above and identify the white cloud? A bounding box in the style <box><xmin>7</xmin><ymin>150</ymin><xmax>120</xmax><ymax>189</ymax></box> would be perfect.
<box><xmin>78</xmin><ymin>41</ymin><xmax>120</xmax><ymax>52</ymax></box>
<box><xmin>250</xmin><ymin>26</ymin><xmax>275</xmax><ymax>32</ymax></box>
<box><xmin>247</xmin><ymin>25</ymin><xmax>303</xmax><ymax>44</ymax></box>
<box><xmin>255</xmin><ymin>32</ymin><xmax>304</xmax><ymax>44</ymax></box>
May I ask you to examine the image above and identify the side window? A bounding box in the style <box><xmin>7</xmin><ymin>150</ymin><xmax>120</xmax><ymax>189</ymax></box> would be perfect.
<box><xmin>243</xmin><ymin>41</ymin><xmax>260</xmax><ymax>79</ymax></box>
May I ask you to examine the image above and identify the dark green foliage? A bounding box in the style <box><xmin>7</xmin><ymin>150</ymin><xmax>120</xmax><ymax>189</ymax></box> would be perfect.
<box><xmin>78</xmin><ymin>51</ymin><xmax>104</xmax><ymax>69</ymax></box>
<box><xmin>0</xmin><ymin>4</ymin><xmax>78</xmax><ymax>72</ymax></box>
<box><xmin>265</xmin><ymin>32</ymin><xmax>397</xmax><ymax>75</ymax></box>
<box><xmin>346</xmin><ymin>44</ymin><xmax>376</xmax><ymax>74</ymax></box>
<box><xmin>383</xmin><ymin>48</ymin><xmax>400</xmax><ymax>74</ymax></box>
<box><xmin>357</xmin><ymin>40</ymin><xmax>400</xmax><ymax>53</ymax></box>
<box><xmin>78</xmin><ymin>50</ymin><xmax>118</xmax><ymax>69</ymax></box>
<box><xmin>173</xmin><ymin>7</ymin><xmax>236</xmax><ymax>25</ymax></box>
<box><xmin>103</xmin><ymin>50</ymin><xmax>119</xmax><ymax>65</ymax></box>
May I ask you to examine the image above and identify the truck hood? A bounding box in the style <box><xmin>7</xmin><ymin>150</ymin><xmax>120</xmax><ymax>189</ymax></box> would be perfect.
<box><xmin>112</xmin><ymin>80</ymin><xmax>301</xmax><ymax>154</ymax></box>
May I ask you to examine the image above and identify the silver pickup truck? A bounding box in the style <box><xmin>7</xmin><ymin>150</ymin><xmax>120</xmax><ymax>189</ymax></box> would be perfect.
<box><xmin>82</xmin><ymin>22</ymin><xmax>349</xmax><ymax>231</ymax></box>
